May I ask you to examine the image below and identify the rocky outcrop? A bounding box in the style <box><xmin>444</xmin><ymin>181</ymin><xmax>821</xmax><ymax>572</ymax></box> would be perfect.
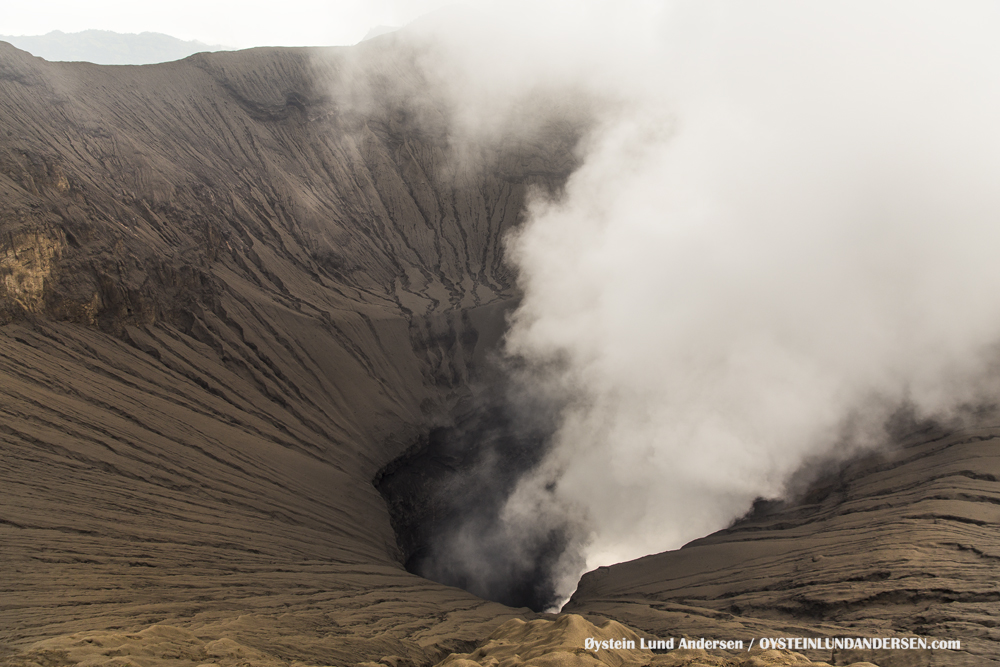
<box><xmin>0</xmin><ymin>229</ymin><xmax>61</xmax><ymax>320</ymax></box>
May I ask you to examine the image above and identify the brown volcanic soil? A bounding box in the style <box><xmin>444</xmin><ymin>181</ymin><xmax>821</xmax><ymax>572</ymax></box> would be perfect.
<box><xmin>0</xmin><ymin>34</ymin><xmax>994</xmax><ymax>667</ymax></box>
<box><xmin>0</xmin><ymin>37</ymin><xmax>574</xmax><ymax>661</ymax></box>
<box><xmin>566</xmin><ymin>424</ymin><xmax>1000</xmax><ymax>665</ymax></box>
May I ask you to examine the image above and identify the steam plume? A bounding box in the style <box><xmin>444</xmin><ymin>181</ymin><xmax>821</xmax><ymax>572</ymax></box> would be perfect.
<box><xmin>371</xmin><ymin>0</ymin><xmax>1000</xmax><ymax>606</ymax></box>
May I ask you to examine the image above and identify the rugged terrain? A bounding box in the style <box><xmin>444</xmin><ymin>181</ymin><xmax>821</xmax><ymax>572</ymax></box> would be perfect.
<box><xmin>566</xmin><ymin>424</ymin><xmax>1000</xmax><ymax>666</ymax></box>
<box><xmin>0</xmin><ymin>35</ymin><xmax>572</xmax><ymax>661</ymax></box>
<box><xmin>0</xmin><ymin>35</ymin><xmax>996</xmax><ymax>667</ymax></box>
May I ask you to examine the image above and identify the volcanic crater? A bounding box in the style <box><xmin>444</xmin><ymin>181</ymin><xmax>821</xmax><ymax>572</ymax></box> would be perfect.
<box><xmin>1</xmin><ymin>33</ymin><xmax>999</xmax><ymax>667</ymax></box>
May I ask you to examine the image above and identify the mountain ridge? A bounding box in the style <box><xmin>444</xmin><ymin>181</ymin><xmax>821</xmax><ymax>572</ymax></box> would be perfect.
<box><xmin>0</xmin><ymin>30</ymin><xmax>230</xmax><ymax>65</ymax></box>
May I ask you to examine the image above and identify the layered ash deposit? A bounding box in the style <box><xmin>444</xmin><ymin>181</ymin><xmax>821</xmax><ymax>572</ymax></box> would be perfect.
<box><xmin>566</xmin><ymin>423</ymin><xmax>1000</xmax><ymax>666</ymax></box>
<box><xmin>0</xmin><ymin>36</ymin><xmax>576</xmax><ymax>660</ymax></box>
<box><xmin>0</xmin><ymin>27</ymin><xmax>997</xmax><ymax>667</ymax></box>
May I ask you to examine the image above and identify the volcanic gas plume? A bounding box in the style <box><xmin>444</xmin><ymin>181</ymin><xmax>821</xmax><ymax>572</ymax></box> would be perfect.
<box><xmin>371</xmin><ymin>0</ymin><xmax>1000</xmax><ymax>607</ymax></box>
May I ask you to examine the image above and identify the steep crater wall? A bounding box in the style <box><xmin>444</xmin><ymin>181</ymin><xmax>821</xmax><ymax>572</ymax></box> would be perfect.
<box><xmin>3</xmin><ymin>35</ymin><xmax>998</xmax><ymax>667</ymax></box>
<box><xmin>0</xmin><ymin>37</ymin><xmax>580</xmax><ymax>651</ymax></box>
<box><xmin>374</xmin><ymin>375</ymin><xmax>573</xmax><ymax>613</ymax></box>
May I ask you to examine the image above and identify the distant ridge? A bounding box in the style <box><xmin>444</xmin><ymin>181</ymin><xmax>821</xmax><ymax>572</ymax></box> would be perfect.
<box><xmin>0</xmin><ymin>29</ymin><xmax>230</xmax><ymax>65</ymax></box>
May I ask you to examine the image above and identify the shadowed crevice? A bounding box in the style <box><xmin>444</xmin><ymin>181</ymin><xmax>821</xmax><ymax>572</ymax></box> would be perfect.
<box><xmin>375</xmin><ymin>388</ymin><xmax>579</xmax><ymax>612</ymax></box>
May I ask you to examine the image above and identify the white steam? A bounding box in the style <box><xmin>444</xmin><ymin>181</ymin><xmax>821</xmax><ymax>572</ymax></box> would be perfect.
<box><xmin>404</xmin><ymin>0</ymin><xmax>1000</xmax><ymax>603</ymax></box>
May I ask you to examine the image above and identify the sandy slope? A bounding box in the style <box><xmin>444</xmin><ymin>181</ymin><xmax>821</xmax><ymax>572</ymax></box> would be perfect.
<box><xmin>0</xmin><ymin>37</ymin><xmax>573</xmax><ymax>659</ymax></box>
<box><xmin>0</xmin><ymin>34</ymin><xmax>994</xmax><ymax>667</ymax></box>
<box><xmin>566</xmin><ymin>425</ymin><xmax>1000</xmax><ymax>665</ymax></box>
<box><xmin>5</xmin><ymin>613</ymin><xmax>873</xmax><ymax>667</ymax></box>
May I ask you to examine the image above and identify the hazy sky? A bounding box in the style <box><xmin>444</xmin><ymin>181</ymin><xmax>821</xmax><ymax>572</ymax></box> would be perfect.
<box><xmin>1</xmin><ymin>0</ymin><xmax>468</xmax><ymax>48</ymax></box>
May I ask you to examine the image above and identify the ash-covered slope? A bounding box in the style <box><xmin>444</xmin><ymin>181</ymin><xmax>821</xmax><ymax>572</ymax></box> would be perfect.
<box><xmin>566</xmin><ymin>424</ymin><xmax>1000</xmax><ymax>665</ymax></box>
<box><xmin>2</xmin><ymin>33</ymin><xmax>997</xmax><ymax>667</ymax></box>
<box><xmin>0</xmin><ymin>38</ymin><xmax>576</xmax><ymax>660</ymax></box>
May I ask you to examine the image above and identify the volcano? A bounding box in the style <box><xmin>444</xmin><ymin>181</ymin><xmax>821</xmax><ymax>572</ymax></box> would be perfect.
<box><xmin>1</xmin><ymin>34</ymin><xmax>998</xmax><ymax>667</ymax></box>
